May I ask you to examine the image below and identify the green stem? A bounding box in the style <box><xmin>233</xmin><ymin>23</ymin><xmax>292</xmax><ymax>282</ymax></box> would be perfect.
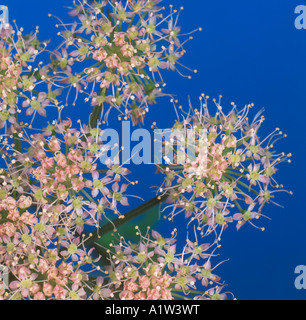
<box><xmin>13</xmin><ymin>113</ymin><xmax>22</xmax><ymax>153</ymax></box>
<box><xmin>225</xmin><ymin>169</ymin><xmax>246</xmax><ymax>178</ymax></box>
<box><xmin>85</xmin><ymin>193</ymin><xmax>168</xmax><ymax>245</ymax></box>
<box><xmin>73</xmin><ymin>34</ymin><xmax>91</xmax><ymax>44</ymax></box>
<box><xmin>233</xmin><ymin>199</ymin><xmax>244</xmax><ymax>214</ymax></box>
<box><xmin>171</xmin><ymin>292</ymin><xmax>187</xmax><ymax>300</ymax></box>
<box><xmin>80</xmin><ymin>189</ymin><xmax>98</xmax><ymax>205</ymax></box>
<box><xmin>224</xmin><ymin>173</ymin><xmax>259</xmax><ymax>196</ymax></box>
<box><xmin>89</xmin><ymin>87</ymin><xmax>108</xmax><ymax>128</ymax></box>
<box><xmin>89</xmin><ymin>104</ymin><xmax>103</xmax><ymax>128</ymax></box>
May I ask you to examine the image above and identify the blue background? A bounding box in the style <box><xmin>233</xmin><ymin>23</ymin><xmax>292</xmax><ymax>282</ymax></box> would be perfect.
<box><xmin>6</xmin><ymin>0</ymin><xmax>306</xmax><ymax>300</ymax></box>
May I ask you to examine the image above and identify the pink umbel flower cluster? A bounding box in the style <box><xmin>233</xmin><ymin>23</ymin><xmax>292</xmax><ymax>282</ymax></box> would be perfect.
<box><xmin>100</xmin><ymin>227</ymin><xmax>229</xmax><ymax>300</ymax></box>
<box><xmin>3</xmin><ymin>118</ymin><xmax>133</xmax><ymax>229</ymax></box>
<box><xmin>0</xmin><ymin>24</ymin><xmax>60</xmax><ymax>129</ymax></box>
<box><xmin>0</xmin><ymin>221</ymin><xmax>228</xmax><ymax>300</ymax></box>
<box><xmin>49</xmin><ymin>0</ymin><xmax>200</xmax><ymax>125</ymax></box>
<box><xmin>0</xmin><ymin>118</ymin><xmax>137</xmax><ymax>300</ymax></box>
<box><xmin>156</xmin><ymin>96</ymin><xmax>292</xmax><ymax>238</ymax></box>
